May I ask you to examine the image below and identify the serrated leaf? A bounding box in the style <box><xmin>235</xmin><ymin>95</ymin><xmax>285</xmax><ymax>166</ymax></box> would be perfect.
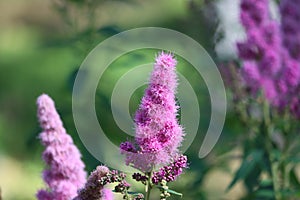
<box><xmin>226</xmin><ymin>150</ymin><xmax>263</xmax><ymax>191</ymax></box>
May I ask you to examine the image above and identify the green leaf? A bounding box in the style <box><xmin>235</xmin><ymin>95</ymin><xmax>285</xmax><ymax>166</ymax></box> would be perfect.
<box><xmin>226</xmin><ymin>150</ymin><xmax>263</xmax><ymax>191</ymax></box>
<box><xmin>112</xmin><ymin>190</ymin><xmax>142</xmax><ymax>196</ymax></box>
<box><xmin>259</xmin><ymin>179</ymin><xmax>273</xmax><ymax>187</ymax></box>
<box><xmin>244</xmin><ymin>163</ymin><xmax>261</xmax><ymax>192</ymax></box>
<box><xmin>280</xmin><ymin>189</ymin><xmax>299</xmax><ymax>198</ymax></box>
<box><xmin>127</xmin><ymin>191</ymin><xmax>144</xmax><ymax>196</ymax></box>
<box><xmin>255</xmin><ymin>189</ymin><xmax>274</xmax><ymax>198</ymax></box>
<box><xmin>156</xmin><ymin>186</ymin><xmax>183</xmax><ymax>197</ymax></box>
<box><xmin>97</xmin><ymin>25</ymin><xmax>121</xmax><ymax>36</ymax></box>
<box><xmin>166</xmin><ymin>189</ymin><xmax>183</xmax><ymax>197</ymax></box>
<box><xmin>287</xmin><ymin>156</ymin><xmax>300</xmax><ymax>164</ymax></box>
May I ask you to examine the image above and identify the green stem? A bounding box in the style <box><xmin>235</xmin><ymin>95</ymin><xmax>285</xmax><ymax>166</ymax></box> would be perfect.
<box><xmin>283</xmin><ymin>164</ymin><xmax>292</xmax><ymax>189</ymax></box>
<box><xmin>263</xmin><ymin>101</ymin><xmax>281</xmax><ymax>200</ymax></box>
<box><xmin>124</xmin><ymin>190</ymin><xmax>131</xmax><ymax>200</ymax></box>
<box><xmin>145</xmin><ymin>172</ymin><xmax>152</xmax><ymax>200</ymax></box>
<box><xmin>271</xmin><ymin>159</ymin><xmax>281</xmax><ymax>200</ymax></box>
<box><xmin>146</xmin><ymin>183</ymin><xmax>151</xmax><ymax>200</ymax></box>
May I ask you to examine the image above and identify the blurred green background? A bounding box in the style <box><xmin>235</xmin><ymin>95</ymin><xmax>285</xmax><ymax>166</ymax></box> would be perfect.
<box><xmin>0</xmin><ymin>0</ymin><xmax>246</xmax><ymax>199</ymax></box>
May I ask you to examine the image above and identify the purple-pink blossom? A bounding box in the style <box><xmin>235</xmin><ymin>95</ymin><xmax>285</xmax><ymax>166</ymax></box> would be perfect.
<box><xmin>240</xmin><ymin>61</ymin><xmax>260</xmax><ymax>93</ymax></box>
<box><xmin>237</xmin><ymin>0</ymin><xmax>300</xmax><ymax>117</ymax></box>
<box><xmin>120</xmin><ymin>52</ymin><xmax>184</xmax><ymax>172</ymax></box>
<box><xmin>279</xmin><ymin>0</ymin><xmax>300</xmax><ymax>116</ymax></box>
<box><xmin>280</xmin><ymin>0</ymin><xmax>300</xmax><ymax>61</ymax></box>
<box><xmin>237</xmin><ymin>0</ymin><xmax>282</xmax><ymax>105</ymax></box>
<box><xmin>36</xmin><ymin>94</ymin><xmax>86</xmax><ymax>200</ymax></box>
<box><xmin>152</xmin><ymin>154</ymin><xmax>188</xmax><ymax>184</ymax></box>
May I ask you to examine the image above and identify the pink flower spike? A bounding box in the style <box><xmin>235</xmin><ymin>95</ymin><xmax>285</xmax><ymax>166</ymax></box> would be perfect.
<box><xmin>120</xmin><ymin>51</ymin><xmax>185</xmax><ymax>172</ymax></box>
<box><xmin>36</xmin><ymin>94</ymin><xmax>86</xmax><ymax>200</ymax></box>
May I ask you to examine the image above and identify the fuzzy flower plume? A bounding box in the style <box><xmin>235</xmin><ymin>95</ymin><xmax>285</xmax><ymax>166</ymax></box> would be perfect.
<box><xmin>237</xmin><ymin>0</ymin><xmax>282</xmax><ymax>105</ymax></box>
<box><xmin>120</xmin><ymin>52</ymin><xmax>184</xmax><ymax>172</ymax></box>
<box><xmin>279</xmin><ymin>0</ymin><xmax>300</xmax><ymax>116</ymax></box>
<box><xmin>36</xmin><ymin>94</ymin><xmax>86</xmax><ymax>200</ymax></box>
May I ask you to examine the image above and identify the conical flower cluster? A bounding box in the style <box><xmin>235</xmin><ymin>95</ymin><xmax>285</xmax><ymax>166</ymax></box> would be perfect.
<box><xmin>237</xmin><ymin>0</ymin><xmax>282</xmax><ymax>104</ymax></box>
<box><xmin>36</xmin><ymin>94</ymin><xmax>86</xmax><ymax>200</ymax></box>
<box><xmin>120</xmin><ymin>52</ymin><xmax>184</xmax><ymax>172</ymax></box>
<box><xmin>279</xmin><ymin>0</ymin><xmax>300</xmax><ymax>116</ymax></box>
<box><xmin>237</xmin><ymin>0</ymin><xmax>300</xmax><ymax>117</ymax></box>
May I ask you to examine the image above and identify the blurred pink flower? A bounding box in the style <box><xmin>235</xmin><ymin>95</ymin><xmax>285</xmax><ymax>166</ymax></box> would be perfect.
<box><xmin>101</xmin><ymin>189</ymin><xmax>113</xmax><ymax>200</ymax></box>
<box><xmin>36</xmin><ymin>94</ymin><xmax>86</xmax><ymax>200</ymax></box>
<box><xmin>238</xmin><ymin>0</ymin><xmax>282</xmax><ymax>105</ymax></box>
